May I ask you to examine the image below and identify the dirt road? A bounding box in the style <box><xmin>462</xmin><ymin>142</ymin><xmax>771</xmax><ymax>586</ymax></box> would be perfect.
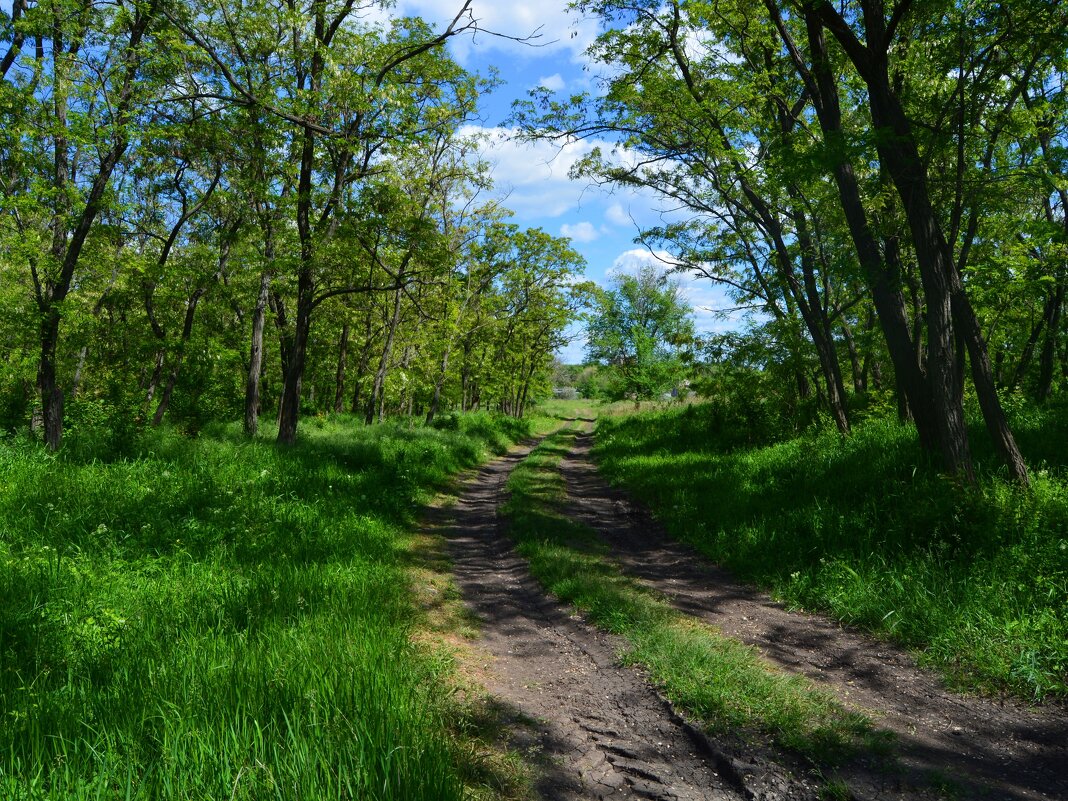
<box><xmin>435</xmin><ymin>431</ymin><xmax>1068</xmax><ymax>800</ymax></box>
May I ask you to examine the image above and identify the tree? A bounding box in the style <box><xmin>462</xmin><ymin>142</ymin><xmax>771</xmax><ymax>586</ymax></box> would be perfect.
<box><xmin>168</xmin><ymin>0</ymin><xmax>483</xmax><ymax>443</ymax></box>
<box><xmin>518</xmin><ymin>0</ymin><xmax>1064</xmax><ymax>484</ymax></box>
<box><xmin>2</xmin><ymin>0</ymin><xmax>166</xmax><ymax>449</ymax></box>
<box><xmin>585</xmin><ymin>264</ymin><xmax>694</xmax><ymax>404</ymax></box>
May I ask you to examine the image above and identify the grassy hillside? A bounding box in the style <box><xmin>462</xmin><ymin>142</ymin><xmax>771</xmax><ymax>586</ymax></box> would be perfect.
<box><xmin>594</xmin><ymin>403</ymin><xmax>1068</xmax><ymax>702</ymax></box>
<box><xmin>0</xmin><ymin>413</ymin><xmax>530</xmax><ymax>800</ymax></box>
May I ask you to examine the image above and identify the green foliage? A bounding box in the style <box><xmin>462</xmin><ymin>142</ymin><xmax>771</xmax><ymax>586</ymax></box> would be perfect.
<box><xmin>585</xmin><ymin>264</ymin><xmax>694</xmax><ymax>403</ymax></box>
<box><xmin>595</xmin><ymin>404</ymin><xmax>1068</xmax><ymax>701</ymax></box>
<box><xmin>0</xmin><ymin>414</ymin><xmax>531</xmax><ymax>799</ymax></box>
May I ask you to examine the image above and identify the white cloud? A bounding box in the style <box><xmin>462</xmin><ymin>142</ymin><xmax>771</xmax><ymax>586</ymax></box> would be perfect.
<box><xmin>388</xmin><ymin>1</ymin><xmax>600</xmax><ymax>64</ymax></box>
<box><xmin>535</xmin><ymin>73</ymin><xmax>566</xmax><ymax>92</ymax></box>
<box><xmin>560</xmin><ymin>221</ymin><xmax>600</xmax><ymax>242</ymax></box>
<box><xmin>604</xmin><ymin>202</ymin><xmax>632</xmax><ymax>227</ymax></box>
<box><xmin>606</xmin><ymin>248</ymin><xmax>683</xmax><ymax>279</ymax></box>
<box><xmin>460</xmin><ymin>124</ymin><xmax>645</xmax><ymax>220</ymax></box>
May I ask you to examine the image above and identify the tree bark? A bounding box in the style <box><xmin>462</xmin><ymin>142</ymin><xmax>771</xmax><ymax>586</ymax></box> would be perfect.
<box><xmin>425</xmin><ymin>346</ymin><xmax>452</xmax><ymax>425</ymax></box>
<box><xmin>334</xmin><ymin>323</ymin><xmax>350</xmax><ymax>413</ymax></box>
<box><xmin>839</xmin><ymin>312</ymin><xmax>865</xmax><ymax>393</ymax></box>
<box><xmin>814</xmin><ymin>0</ymin><xmax>1029</xmax><ymax>484</ymax></box>
<box><xmin>367</xmin><ymin>285</ymin><xmax>404</xmax><ymax>425</ymax></box>
<box><xmin>277</xmin><ymin>272</ymin><xmax>311</xmax><ymax>444</ymax></box>
<box><xmin>350</xmin><ymin>316</ymin><xmax>376</xmax><ymax>414</ymax></box>
<box><xmin>244</xmin><ymin>270</ymin><xmax>271</xmax><ymax>436</ymax></box>
<box><xmin>1037</xmin><ymin>285</ymin><xmax>1064</xmax><ymax>402</ymax></box>
<box><xmin>790</xmin><ymin>9</ymin><xmax>940</xmax><ymax>449</ymax></box>
<box><xmin>152</xmin><ymin>285</ymin><xmax>207</xmax><ymax>425</ymax></box>
<box><xmin>33</xmin><ymin>4</ymin><xmax>155</xmax><ymax>449</ymax></box>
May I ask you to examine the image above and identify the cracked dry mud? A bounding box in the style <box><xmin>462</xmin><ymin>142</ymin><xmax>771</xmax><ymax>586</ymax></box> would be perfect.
<box><xmin>436</xmin><ymin>430</ymin><xmax>1068</xmax><ymax>801</ymax></box>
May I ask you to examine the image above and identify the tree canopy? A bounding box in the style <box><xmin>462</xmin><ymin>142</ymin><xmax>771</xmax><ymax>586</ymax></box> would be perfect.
<box><xmin>516</xmin><ymin>0</ymin><xmax>1068</xmax><ymax>485</ymax></box>
<box><xmin>0</xmin><ymin>0</ymin><xmax>587</xmax><ymax>446</ymax></box>
<box><xmin>585</xmin><ymin>264</ymin><xmax>695</xmax><ymax>403</ymax></box>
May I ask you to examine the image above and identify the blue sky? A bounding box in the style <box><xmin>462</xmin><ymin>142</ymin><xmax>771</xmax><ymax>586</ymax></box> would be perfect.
<box><xmin>388</xmin><ymin>0</ymin><xmax>740</xmax><ymax>361</ymax></box>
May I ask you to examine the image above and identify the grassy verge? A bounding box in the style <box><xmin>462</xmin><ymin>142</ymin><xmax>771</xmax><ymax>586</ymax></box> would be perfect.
<box><xmin>0</xmin><ymin>412</ymin><xmax>533</xmax><ymax>800</ymax></box>
<box><xmin>502</xmin><ymin>422</ymin><xmax>874</xmax><ymax>765</ymax></box>
<box><xmin>594</xmin><ymin>403</ymin><xmax>1068</xmax><ymax>702</ymax></box>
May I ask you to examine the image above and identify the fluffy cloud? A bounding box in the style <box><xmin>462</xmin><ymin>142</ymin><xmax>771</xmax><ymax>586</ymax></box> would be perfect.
<box><xmin>560</xmin><ymin>221</ymin><xmax>600</xmax><ymax>243</ymax></box>
<box><xmin>535</xmin><ymin>73</ymin><xmax>566</xmax><ymax>92</ymax></box>
<box><xmin>604</xmin><ymin>202</ymin><xmax>632</xmax><ymax>227</ymax></box>
<box><xmin>461</xmin><ymin>125</ymin><xmax>644</xmax><ymax>220</ymax></box>
<box><xmin>388</xmin><ymin>1</ymin><xmax>600</xmax><ymax>63</ymax></box>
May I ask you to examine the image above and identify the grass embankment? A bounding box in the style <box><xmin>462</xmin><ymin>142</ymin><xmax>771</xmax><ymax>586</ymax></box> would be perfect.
<box><xmin>0</xmin><ymin>412</ymin><xmax>531</xmax><ymax>800</ymax></box>
<box><xmin>503</xmin><ymin>421</ymin><xmax>873</xmax><ymax>764</ymax></box>
<box><xmin>595</xmin><ymin>403</ymin><xmax>1068</xmax><ymax>702</ymax></box>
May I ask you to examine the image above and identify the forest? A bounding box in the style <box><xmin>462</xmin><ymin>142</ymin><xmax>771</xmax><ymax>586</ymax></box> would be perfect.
<box><xmin>0</xmin><ymin>0</ymin><xmax>587</xmax><ymax>450</ymax></box>
<box><xmin>1</xmin><ymin>0</ymin><xmax>1066</xmax><ymax>799</ymax></box>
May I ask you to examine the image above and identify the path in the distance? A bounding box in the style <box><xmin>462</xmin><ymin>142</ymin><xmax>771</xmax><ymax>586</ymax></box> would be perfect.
<box><xmin>432</xmin><ymin>437</ymin><xmax>815</xmax><ymax>801</ymax></box>
<box><xmin>560</xmin><ymin>430</ymin><xmax>1068</xmax><ymax>801</ymax></box>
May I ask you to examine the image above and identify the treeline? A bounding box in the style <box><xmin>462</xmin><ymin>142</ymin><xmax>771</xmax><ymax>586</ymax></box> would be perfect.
<box><xmin>0</xmin><ymin>0</ymin><xmax>586</xmax><ymax>449</ymax></box>
<box><xmin>518</xmin><ymin>0</ymin><xmax>1067</xmax><ymax>486</ymax></box>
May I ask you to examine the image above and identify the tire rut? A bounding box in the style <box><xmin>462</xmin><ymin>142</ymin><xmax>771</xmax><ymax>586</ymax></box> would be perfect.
<box><xmin>559</xmin><ymin>429</ymin><xmax>1068</xmax><ymax>801</ymax></box>
<box><xmin>434</xmin><ymin>438</ymin><xmax>812</xmax><ymax>801</ymax></box>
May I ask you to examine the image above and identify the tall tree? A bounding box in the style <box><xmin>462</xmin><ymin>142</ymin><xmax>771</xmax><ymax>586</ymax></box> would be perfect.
<box><xmin>2</xmin><ymin>0</ymin><xmax>165</xmax><ymax>448</ymax></box>
<box><xmin>586</xmin><ymin>263</ymin><xmax>695</xmax><ymax>405</ymax></box>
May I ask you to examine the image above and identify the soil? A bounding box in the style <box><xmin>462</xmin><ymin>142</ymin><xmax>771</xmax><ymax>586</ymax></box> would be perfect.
<box><xmin>434</xmin><ymin>428</ymin><xmax>1068</xmax><ymax>801</ymax></box>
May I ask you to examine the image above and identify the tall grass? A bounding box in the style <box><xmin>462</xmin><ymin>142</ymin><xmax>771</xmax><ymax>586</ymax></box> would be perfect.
<box><xmin>0</xmin><ymin>412</ymin><xmax>530</xmax><ymax>799</ymax></box>
<box><xmin>594</xmin><ymin>403</ymin><xmax>1068</xmax><ymax>701</ymax></box>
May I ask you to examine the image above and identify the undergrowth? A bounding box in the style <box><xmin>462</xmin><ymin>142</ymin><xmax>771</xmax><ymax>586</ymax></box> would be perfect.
<box><xmin>0</xmin><ymin>412</ymin><xmax>532</xmax><ymax>800</ymax></box>
<box><xmin>594</xmin><ymin>402</ymin><xmax>1068</xmax><ymax>702</ymax></box>
<box><xmin>502</xmin><ymin>422</ymin><xmax>874</xmax><ymax>765</ymax></box>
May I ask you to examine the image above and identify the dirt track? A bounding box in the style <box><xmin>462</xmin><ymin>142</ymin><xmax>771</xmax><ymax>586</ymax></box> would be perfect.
<box><xmin>435</xmin><ymin>429</ymin><xmax>1068</xmax><ymax>801</ymax></box>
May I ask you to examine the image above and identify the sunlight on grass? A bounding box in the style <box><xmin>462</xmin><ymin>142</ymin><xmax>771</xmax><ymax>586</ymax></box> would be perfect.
<box><xmin>594</xmin><ymin>403</ymin><xmax>1068</xmax><ymax>701</ymax></box>
<box><xmin>0</xmin><ymin>413</ymin><xmax>533</xmax><ymax>800</ymax></box>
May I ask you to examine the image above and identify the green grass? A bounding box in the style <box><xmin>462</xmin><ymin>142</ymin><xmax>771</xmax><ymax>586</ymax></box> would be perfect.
<box><xmin>594</xmin><ymin>402</ymin><xmax>1068</xmax><ymax>702</ymax></box>
<box><xmin>0</xmin><ymin>412</ymin><xmax>533</xmax><ymax>800</ymax></box>
<box><xmin>502</xmin><ymin>423</ymin><xmax>874</xmax><ymax>764</ymax></box>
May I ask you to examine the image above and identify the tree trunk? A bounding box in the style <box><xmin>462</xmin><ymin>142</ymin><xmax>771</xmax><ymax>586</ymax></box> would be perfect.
<box><xmin>37</xmin><ymin>314</ymin><xmax>63</xmax><ymax>450</ymax></box>
<box><xmin>797</xmin><ymin>11</ymin><xmax>941</xmax><ymax>450</ymax></box>
<box><xmin>367</xmin><ymin>286</ymin><xmax>404</xmax><ymax>425</ymax></box>
<box><xmin>245</xmin><ymin>211</ymin><xmax>275</xmax><ymax>436</ymax></box>
<box><xmin>153</xmin><ymin>286</ymin><xmax>207</xmax><ymax>425</ymax></box>
<box><xmin>870</xmin><ymin>64</ymin><xmax>1024</xmax><ymax>482</ymax></box>
<box><xmin>334</xmin><ymin>324</ymin><xmax>350</xmax><ymax>413</ymax></box>
<box><xmin>1037</xmin><ymin>285</ymin><xmax>1064</xmax><ymax>402</ymax></box>
<box><xmin>276</xmin><ymin>102</ymin><xmax>317</xmax><ymax>444</ymax></box>
<box><xmin>806</xmin><ymin>9</ymin><xmax>977</xmax><ymax>479</ymax></box>
<box><xmin>277</xmin><ymin>276</ymin><xmax>311</xmax><ymax>444</ymax></box>
<box><xmin>814</xmin><ymin>1</ymin><xmax>1031</xmax><ymax>481</ymax></box>
<box><xmin>425</xmin><ymin>346</ymin><xmax>452</xmax><ymax>425</ymax></box>
<box><xmin>951</xmin><ymin>283</ymin><xmax>1030</xmax><ymax>484</ymax></box>
<box><xmin>244</xmin><ymin>270</ymin><xmax>271</xmax><ymax>436</ymax></box>
<box><xmin>839</xmin><ymin>313</ymin><xmax>865</xmax><ymax>393</ymax></box>
<box><xmin>350</xmin><ymin>318</ymin><xmax>375</xmax><ymax>414</ymax></box>
<box><xmin>30</xmin><ymin>6</ymin><xmax>154</xmax><ymax>449</ymax></box>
